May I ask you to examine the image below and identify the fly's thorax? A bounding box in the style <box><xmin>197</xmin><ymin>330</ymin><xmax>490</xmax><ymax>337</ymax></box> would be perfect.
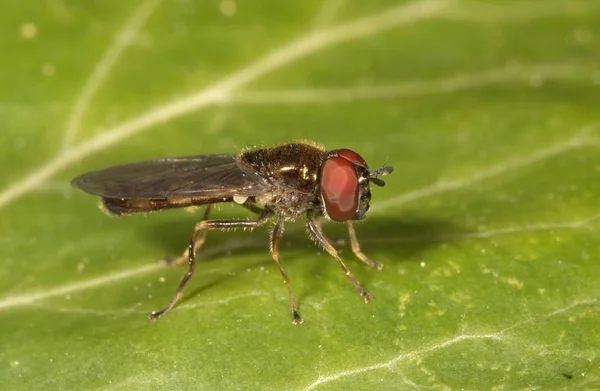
<box><xmin>254</xmin><ymin>185</ymin><xmax>318</xmax><ymax>219</ymax></box>
<box><xmin>240</xmin><ymin>142</ymin><xmax>327</xmax><ymax>194</ymax></box>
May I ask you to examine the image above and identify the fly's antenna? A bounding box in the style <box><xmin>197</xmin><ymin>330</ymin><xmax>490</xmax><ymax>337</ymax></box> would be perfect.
<box><xmin>368</xmin><ymin>166</ymin><xmax>393</xmax><ymax>187</ymax></box>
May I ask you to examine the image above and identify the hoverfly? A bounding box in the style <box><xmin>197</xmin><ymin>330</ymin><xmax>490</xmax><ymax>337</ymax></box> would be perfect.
<box><xmin>71</xmin><ymin>141</ymin><xmax>393</xmax><ymax>324</ymax></box>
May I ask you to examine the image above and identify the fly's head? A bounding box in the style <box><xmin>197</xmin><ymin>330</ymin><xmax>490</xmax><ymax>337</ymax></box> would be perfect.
<box><xmin>319</xmin><ymin>149</ymin><xmax>393</xmax><ymax>222</ymax></box>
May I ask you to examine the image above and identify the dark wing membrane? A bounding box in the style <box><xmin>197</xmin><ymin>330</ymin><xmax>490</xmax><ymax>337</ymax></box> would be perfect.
<box><xmin>71</xmin><ymin>154</ymin><xmax>269</xmax><ymax>200</ymax></box>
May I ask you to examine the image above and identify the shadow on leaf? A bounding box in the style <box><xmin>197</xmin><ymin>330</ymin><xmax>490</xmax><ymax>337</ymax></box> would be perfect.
<box><xmin>141</xmin><ymin>212</ymin><xmax>466</xmax><ymax>305</ymax></box>
<box><xmin>143</xmin><ymin>213</ymin><xmax>465</xmax><ymax>263</ymax></box>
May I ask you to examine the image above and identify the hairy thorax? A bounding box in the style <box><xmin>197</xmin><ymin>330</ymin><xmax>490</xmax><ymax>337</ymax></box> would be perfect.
<box><xmin>239</xmin><ymin>142</ymin><xmax>327</xmax><ymax>218</ymax></box>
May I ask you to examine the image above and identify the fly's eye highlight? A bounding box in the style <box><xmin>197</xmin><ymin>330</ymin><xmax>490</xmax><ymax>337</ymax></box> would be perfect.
<box><xmin>320</xmin><ymin>149</ymin><xmax>366</xmax><ymax>222</ymax></box>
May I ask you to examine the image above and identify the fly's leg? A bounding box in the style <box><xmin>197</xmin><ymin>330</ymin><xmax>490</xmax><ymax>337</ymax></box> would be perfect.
<box><xmin>164</xmin><ymin>206</ymin><xmax>213</xmax><ymax>266</ymax></box>
<box><xmin>269</xmin><ymin>216</ymin><xmax>303</xmax><ymax>324</ymax></box>
<box><xmin>242</xmin><ymin>202</ymin><xmax>266</xmax><ymax>216</ymax></box>
<box><xmin>313</xmin><ymin>217</ymin><xmax>346</xmax><ymax>250</ymax></box>
<box><xmin>306</xmin><ymin>217</ymin><xmax>372</xmax><ymax>303</ymax></box>
<box><xmin>347</xmin><ymin>222</ymin><xmax>383</xmax><ymax>270</ymax></box>
<box><xmin>165</xmin><ymin>203</ymin><xmax>267</xmax><ymax>266</ymax></box>
<box><xmin>149</xmin><ymin>211</ymin><xmax>272</xmax><ymax>321</ymax></box>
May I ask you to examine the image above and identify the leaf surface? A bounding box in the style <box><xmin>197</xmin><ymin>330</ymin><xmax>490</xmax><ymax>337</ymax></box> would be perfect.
<box><xmin>1</xmin><ymin>0</ymin><xmax>599</xmax><ymax>389</ymax></box>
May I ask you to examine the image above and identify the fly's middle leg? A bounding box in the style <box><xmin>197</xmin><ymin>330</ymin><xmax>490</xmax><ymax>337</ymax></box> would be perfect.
<box><xmin>269</xmin><ymin>216</ymin><xmax>303</xmax><ymax>324</ymax></box>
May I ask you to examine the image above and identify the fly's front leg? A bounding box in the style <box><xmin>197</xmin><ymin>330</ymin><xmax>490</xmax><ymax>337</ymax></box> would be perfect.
<box><xmin>149</xmin><ymin>211</ymin><xmax>272</xmax><ymax>321</ymax></box>
<box><xmin>269</xmin><ymin>216</ymin><xmax>303</xmax><ymax>324</ymax></box>
<box><xmin>306</xmin><ymin>217</ymin><xmax>372</xmax><ymax>303</ymax></box>
<box><xmin>165</xmin><ymin>205</ymin><xmax>213</xmax><ymax>266</ymax></box>
<box><xmin>347</xmin><ymin>222</ymin><xmax>383</xmax><ymax>270</ymax></box>
<box><xmin>313</xmin><ymin>217</ymin><xmax>345</xmax><ymax>250</ymax></box>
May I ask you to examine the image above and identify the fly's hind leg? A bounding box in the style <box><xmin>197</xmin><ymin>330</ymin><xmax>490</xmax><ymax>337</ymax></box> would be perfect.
<box><xmin>149</xmin><ymin>210</ymin><xmax>272</xmax><ymax>321</ymax></box>
<box><xmin>165</xmin><ymin>203</ymin><xmax>267</xmax><ymax>266</ymax></box>
<box><xmin>269</xmin><ymin>216</ymin><xmax>303</xmax><ymax>324</ymax></box>
<box><xmin>163</xmin><ymin>205</ymin><xmax>214</xmax><ymax>266</ymax></box>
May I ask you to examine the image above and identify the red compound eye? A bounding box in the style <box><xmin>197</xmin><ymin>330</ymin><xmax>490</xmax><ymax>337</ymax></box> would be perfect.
<box><xmin>335</xmin><ymin>149</ymin><xmax>368</xmax><ymax>169</ymax></box>
<box><xmin>320</xmin><ymin>149</ymin><xmax>367</xmax><ymax>222</ymax></box>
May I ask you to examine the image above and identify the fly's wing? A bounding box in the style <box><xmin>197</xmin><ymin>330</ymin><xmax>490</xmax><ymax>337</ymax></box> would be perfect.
<box><xmin>71</xmin><ymin>154</ymin><xmax>270</xmax><ymax>215</ymax></box>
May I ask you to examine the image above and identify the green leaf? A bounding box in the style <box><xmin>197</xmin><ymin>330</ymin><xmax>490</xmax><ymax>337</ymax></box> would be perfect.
<box><xmin>1</xmin><ymin>0</ymin><xmax>599</xmax><ymax>389</ymax></box>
